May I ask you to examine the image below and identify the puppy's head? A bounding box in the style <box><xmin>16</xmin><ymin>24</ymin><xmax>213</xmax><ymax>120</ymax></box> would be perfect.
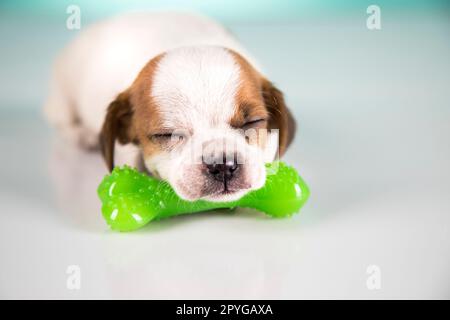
<box><xmin>100</xmin><ymin>46</ymin><xmax>295</xmax><ymax>202</ymax></box>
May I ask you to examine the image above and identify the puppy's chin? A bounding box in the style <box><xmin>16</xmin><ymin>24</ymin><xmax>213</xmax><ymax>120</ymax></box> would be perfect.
<box><xmin>202</xmin><ymin>189</ymin><xmax>250</xmax><ymax>203</ymax></box>
<box><xmin>173</xmin><ymin>186</ymin><xmax>250</xmax><ymax>203</ymax></box>
<box><xmin>170</xmin><ymin>182</ymin><xmax>250</xmax><ymax>203</ymax></box>
<box><xmin>171</xmin><ymin>169</ymin><xmax>266</xmax><ymax>203</ymax></box>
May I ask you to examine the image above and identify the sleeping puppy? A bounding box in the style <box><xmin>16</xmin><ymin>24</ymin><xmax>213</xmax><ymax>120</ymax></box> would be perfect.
<box><xmin>45</xmin><ymin>12</ymin><xmax>295</xmax><ymax>202</ymax></box>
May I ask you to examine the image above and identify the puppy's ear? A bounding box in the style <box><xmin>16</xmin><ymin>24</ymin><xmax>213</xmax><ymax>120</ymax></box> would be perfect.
<box><xmin>100</xmin><ymin>91</ymin><xmax>134</xmax><ymax>171</ymax></box>
<box><xmin>261</xmin><ymin>79</ymin><xmax>296</xmax><ymax>156</ymax></box>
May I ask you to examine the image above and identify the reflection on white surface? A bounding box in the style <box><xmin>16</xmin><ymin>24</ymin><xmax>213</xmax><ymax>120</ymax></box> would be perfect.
<box><xmin>0</xmin><ymin>14</ymin><xmax>450</xmax><ymax>299</ymax></box>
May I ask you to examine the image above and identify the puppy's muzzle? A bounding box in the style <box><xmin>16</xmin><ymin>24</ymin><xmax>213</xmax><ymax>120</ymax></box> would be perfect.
<box><xmin>205</xmin><ymin>153</ymin><xmax>240</xmax><ymax>185</ymax></box>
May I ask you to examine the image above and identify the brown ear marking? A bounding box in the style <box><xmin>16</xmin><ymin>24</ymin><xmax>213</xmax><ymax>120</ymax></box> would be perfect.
<box><xmin>100</xmin><ymin>91</ymin><xmax>134</xmax><ymax>171</ymax></box>
<box><xmin>261</xmin><ymin>79</ymin><xmax>296</xmax><ymax>156</ymax></box>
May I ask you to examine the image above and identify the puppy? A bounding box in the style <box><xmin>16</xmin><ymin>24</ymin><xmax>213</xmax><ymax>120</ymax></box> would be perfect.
<box><xmin>45</xmin><ymin>12</ymin><xmax>295</xmax><ymax>202</ymax></box>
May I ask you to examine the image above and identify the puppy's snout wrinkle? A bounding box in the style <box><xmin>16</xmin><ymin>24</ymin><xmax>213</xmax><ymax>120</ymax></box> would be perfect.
<box><xmin>205</xmin><ymin>154</ymin><xmax>239</xmax><ymax>184</ymax></box>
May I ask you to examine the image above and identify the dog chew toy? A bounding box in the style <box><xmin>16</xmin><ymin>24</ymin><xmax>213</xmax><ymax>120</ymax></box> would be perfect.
<box><xmin>97</xmin><ymin>162</ymin><xmax>309</xmax><ymax>232</ymax></box>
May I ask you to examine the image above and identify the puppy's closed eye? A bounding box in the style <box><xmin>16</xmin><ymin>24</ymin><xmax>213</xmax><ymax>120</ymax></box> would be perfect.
<box><xmin>148</xmin><ymin>132</ymin><xmax>186</xmax><ymax>147</ymax></box>
<box><xmin>241</xmin><ymin>118</ymin><xmax>267</xmax><ymax>130</ymax></box>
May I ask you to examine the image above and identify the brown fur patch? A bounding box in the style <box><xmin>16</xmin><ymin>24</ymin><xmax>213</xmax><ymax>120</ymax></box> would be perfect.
<box><xmin>128</xmin><ymin>54</ymin><xmax>166</xmax><ymax>161</ymax></box>
<box><xmin>100</xmin><ymin>54</ymin><xmax>166</xmax><ymax>171</ymax></box>
<box><xmin>228</xmin><ymin>50</ymin><xmax>296</xmax><ymax>156</ymax></box>
<box><xmin>228</xmin><ymin>51</ymin><xmax>268</xmax><ymax>128</ymax></box>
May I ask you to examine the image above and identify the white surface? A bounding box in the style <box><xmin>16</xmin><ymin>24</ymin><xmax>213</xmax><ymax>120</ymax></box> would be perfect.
<box><xmin>0</xmin><ymin>14</ymin><xmax>449</xmax><ymax>299</ymax></box>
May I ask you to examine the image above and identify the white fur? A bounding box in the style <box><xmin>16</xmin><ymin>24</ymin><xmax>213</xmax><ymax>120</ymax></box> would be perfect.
<box><xmin>148</xmin><ymin>47</ymin><xmax>267</xmax><ymax>201</ymax></box>
<box><xmin>45</xmin><ymin>11</ymin><xmax>277</xmax><ymax>201</ymax></box>
<box><xmin>152</xmin><ymin>46</ymin><xmax>240</xmax><ymax>130</ymax></box>
<box><xmin>45</xmin><ymin>11</ymin><xmax>259</xmax><ymax>138</ymax></box>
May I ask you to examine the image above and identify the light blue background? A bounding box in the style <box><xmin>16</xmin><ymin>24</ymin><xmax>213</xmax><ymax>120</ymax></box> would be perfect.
<box><xmin>1</xmin><ymin>0</ymin><xmax>448</xmax><ymax>21</ymax></box>
<box><xmin>0</xmin><ymin>0</ymin><xmax>449</xmax><ymax>109</ymax></box>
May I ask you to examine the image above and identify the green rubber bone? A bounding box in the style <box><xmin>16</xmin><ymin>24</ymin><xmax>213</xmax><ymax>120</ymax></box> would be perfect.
<box><xmin>97</xmin><ymin>161</ymin><xmax>310</xmax><ymax>232</ymax></box>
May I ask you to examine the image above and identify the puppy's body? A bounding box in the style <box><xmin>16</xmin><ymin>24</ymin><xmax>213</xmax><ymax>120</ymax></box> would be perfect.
<box><xmin>45</xmin><ymin>12</ymin><xmax>295</xmax><ymax>202</ymax></box>
<box><xmin>45</xmin><ymin>12</ymin><xmax>256</xmax><ymax>144</ymax></box>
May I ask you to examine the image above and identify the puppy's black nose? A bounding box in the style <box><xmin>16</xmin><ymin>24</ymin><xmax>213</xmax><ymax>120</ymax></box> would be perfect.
<box><xmin>205</xmin><ymin>155</ymin><xmax>239</xmax><ymax>182</ymax></box>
